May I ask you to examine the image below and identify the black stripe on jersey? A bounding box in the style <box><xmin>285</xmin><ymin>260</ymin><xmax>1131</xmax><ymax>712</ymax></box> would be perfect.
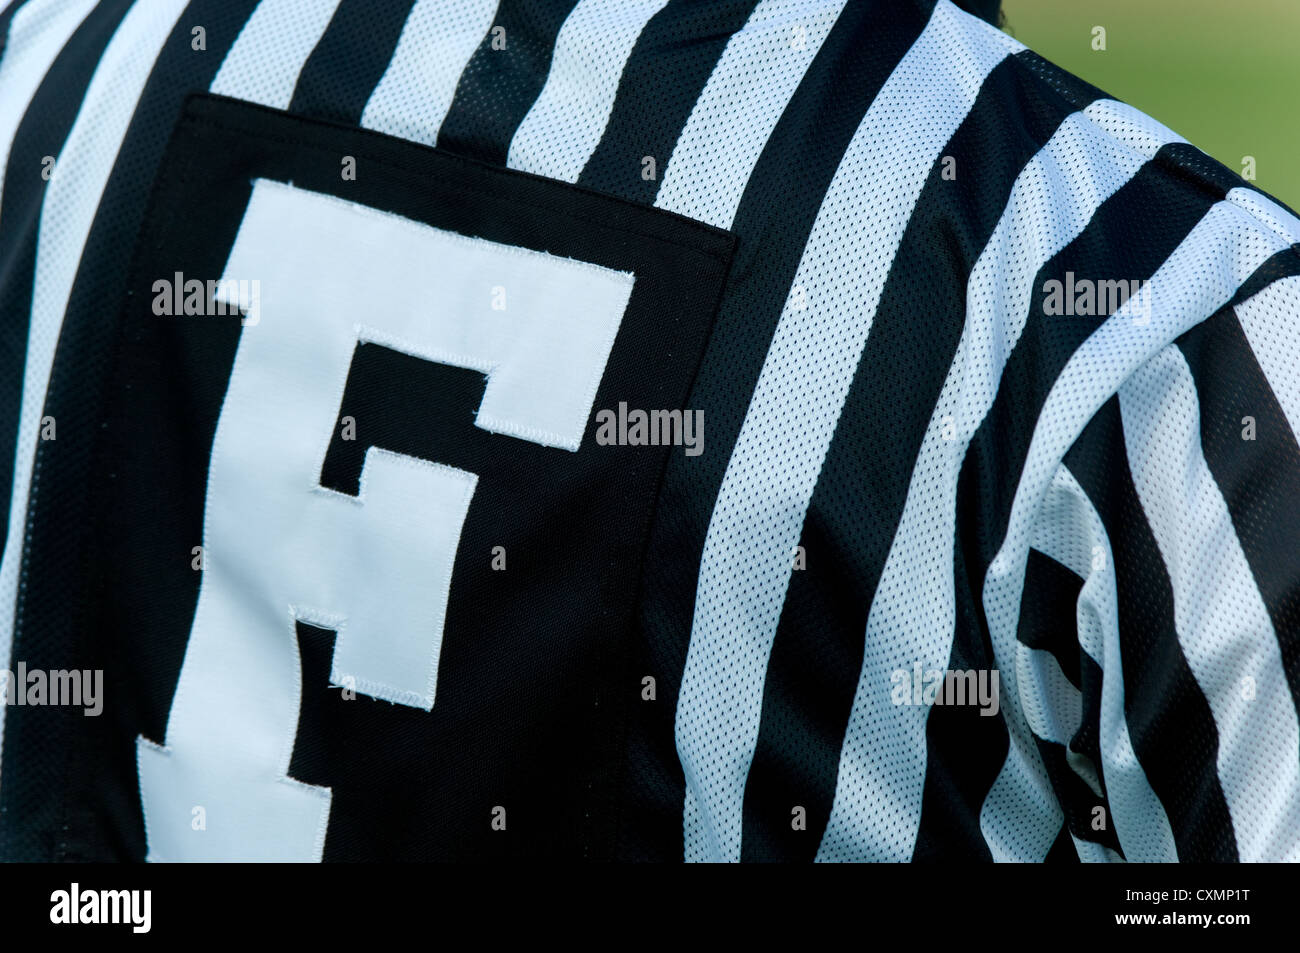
<box><xmin>741</xmin><ymin>50</ymin><xmax>1100</xmax><ymax>864</ymax></box>
<box><xmin>1015</xmin><ymin>547</ymin><xmax>1111</xmax><ymax>800</ymax></box>
<box><xmin>1033</xmin><ymin>737</ymin><xmax>1124</xmax><ymax>856</ymax></box>
<box><xmin>1071</xmin><ymin>648</ymin><xmax>1107</xmax><ymax>814</ymax></box>
<box><xmin>1015</xmin><ymin>548</ymin><xmax>1085</xmax><ymax>688</ymax></box>
<box><xmin>436</xmin><ymin>0</ymin><xmax>580</xmax><ymax>166</ymax></box>
<box><xmin>1014</xmin><ymin>547</ymin><xmax>1107</xmax><ymax>799</ymax></box>
<box><xmin>1016</xmin><ymin>549</ymin><xmax>1121</xmax><ymax>857</ymax></box>
<box><xmin>618</xmin><ymin>0</ymin><xmax>931</xmax><ymax>861</ymax></box>
<box><xmin>1160</xmin><ymin>142</ymin><xmax>1276</xmax><ymax>206</ymax></box>
<box><xmin>0</xmin><ymin>0</ymin><xmax>131</xmax><ymax>605</ymax></box>
<box><xmin>1228</xmin><ymin>243</ymin><xmax>1300</xmax><ymax>309</ymax></box>
<box><xmin>1013</xmin><ymin>546</ymin><xmax>1107</xmax><ymax>816</ymax></box>
<box><xmin>917</xmin><ymin>142</ymin><xmax>1231</xmax><ymax>861</ymax></box>
<box><xmin>1177</xmin><ymin>304</ymin><xmax>1300</xmax><ymax>716</ymax></box>
<box><xmin>0</xmin><ymin>0</ymin><xmax>261</xmax><ymax>862</ymax></box>
<box><xmin>577</xmin><ymin>0</ymin><xmax>760</xmax><ymax>205</ymax></box>
<box><xmin>287</xmin><ymin>0</ymin><xmax>416</xmax><ymax>125</ymax></box>
<box><xmin>1064</xmin><ymin>399</ymin><xmax>1239</xmax><ymax>862</ymax></box>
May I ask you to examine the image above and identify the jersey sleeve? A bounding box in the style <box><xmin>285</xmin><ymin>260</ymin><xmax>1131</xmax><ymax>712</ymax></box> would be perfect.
<box><xmin>1026</xmin><ymin>267</ymin><xmax>1300</xmax><ymax>862</ymax></box>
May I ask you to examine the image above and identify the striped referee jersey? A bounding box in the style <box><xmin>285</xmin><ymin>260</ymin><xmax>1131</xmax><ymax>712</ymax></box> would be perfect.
<box><xmin>0</xmin><ymin>0</ymin><xmax>1298</xmax><ymax>862</ymax></box>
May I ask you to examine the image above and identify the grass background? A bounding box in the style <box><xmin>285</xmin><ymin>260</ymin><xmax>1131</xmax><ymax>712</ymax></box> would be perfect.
<box><xmin>999</xmin><ymin>0</ymin><xmax>1300</xmax><ymax>210</ymax></box>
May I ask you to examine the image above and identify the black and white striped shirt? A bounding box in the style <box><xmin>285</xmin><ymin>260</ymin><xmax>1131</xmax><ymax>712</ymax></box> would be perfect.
<box><xmin>0</xmin><ymin>0</ymin><xmax>1297</xmax><ymax>862</ymax></box>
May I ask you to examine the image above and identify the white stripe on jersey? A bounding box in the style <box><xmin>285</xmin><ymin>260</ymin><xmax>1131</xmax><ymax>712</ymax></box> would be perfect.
<box><xmin>1237</xmin><ymin>276</ymin><xmax>1300</xmax><ymax>437</ymax></box>
<box><xmin>507</xmin><ymin>0</ymin><xmax>668</xmax><ymax>182</ymax></box>
<box><xmin>1076</xmin><ymin>96</ymin><xmax>1188</xmax><ymax>155</ymax></box>
<box><xmin>358</xmin><ymin>0</ymin><xmax>497</xmax><ymax>147</ymax></box>
<box><xmin>0</xmin><ymin>0</ymin><xmax>98</xmax><ymax>204</ymax></box>
<box><xmin>653</xmin><ymin>0</ymin><xmax>846</xmax><ymax>229</ymax></box>
<box><xmin>676</xmin><ymin>0</ymin><xmax>1021</xmax><ymax>863</ymax></box>
<box><xmin>1029</xmin><ymin>464</ymin><xmax>1179</xmax><ymax>861</ymax></box>
<box><xmin>210</xmin><ymin>0</ymin><xmax>343</xmax><ymax>109</ymax></box>
<box><xmin>1015</xmin><ymin>646</ymin><xmax>1080</xmax><ymax>748</ymax></box>
<box><xmin>1119</xmin><ymin>346</ymin><xmax>1300</xmax><ymax>862</ymax></box>
<box><xmin>1227</xmin><ymin>187</ymin><xmax>1300</xmax><ymax>246</ymax></box>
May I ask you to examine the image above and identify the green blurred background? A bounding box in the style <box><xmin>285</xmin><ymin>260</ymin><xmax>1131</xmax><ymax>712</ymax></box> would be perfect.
<box><xmin>999</xmin><ymin>0</ymin><xmax>1300</xmax><ymax>210</ymax></box>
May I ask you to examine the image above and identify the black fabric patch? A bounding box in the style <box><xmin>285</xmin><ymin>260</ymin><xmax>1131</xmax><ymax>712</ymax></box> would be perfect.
<box><xmin>8</xmin><ymin>93</ymin><xmax>733</xmax><ymax>861</ymax></box>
